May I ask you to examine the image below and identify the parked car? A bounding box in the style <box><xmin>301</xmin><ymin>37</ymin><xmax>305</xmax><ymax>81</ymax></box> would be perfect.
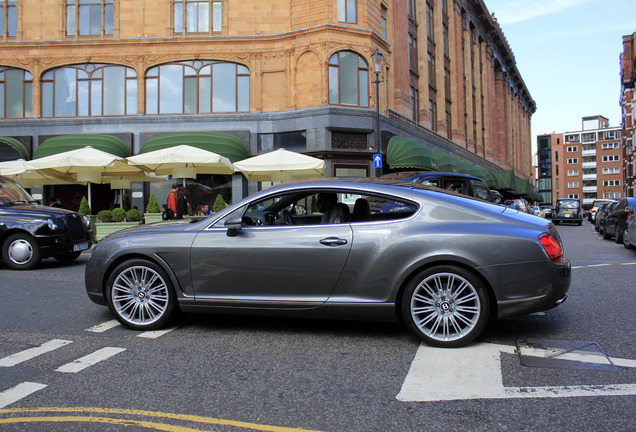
<box><xmin>596</xmin><ymin>201</ymin><xmax>619</xmax><ymax>234</ymax></box>
<box><xmin>85</xmin><ymin>178</ymin><xmax>571</xmax><ymax>348</ymax></box>
<box><xmin>0</xmin><ymin>175</ymin><xmax>93</xmax><ymax>270</ymax></box>
<box><xmin>552</xmin><ymin>198</ymin><xmax>582</xmax><ymax>225</ymax></box>
<box><xmin>623</xmin><ymin>213</ymin><xmax>636</xmax><ymax>249</ymax></box>
<box><xmin>588</xmin><ymin>199</ymin><xmax>613</xmax><ymax>222</ymax></box>
<box><xmin>504</xmin><ymin>198</ymin><xmax>532</xmax><ymax>214</ymax></box>
<box><xmin>602</xmin><ymin>197</ymin><xmax>636</xmax><ymax>243</ymax></box>
<box><xmin>380</xmin><ymin>172</ymin><xmax>497</xmax><ymax>202</ymax></box>
<box><xmin>541</xmin><ymin>205</ymin><xmax>554</xmax><ymax>219</ymax></box>
<box><xmin>532</xmin><ymin>206</ymin><xmax>546</xmax><ymax>218</ymax></box>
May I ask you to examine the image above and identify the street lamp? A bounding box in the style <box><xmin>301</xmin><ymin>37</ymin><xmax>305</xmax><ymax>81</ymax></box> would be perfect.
<box><xmin>371</xmin><ymin>48</ymin><xmax>384</xmax><ymax>177</ymax></box>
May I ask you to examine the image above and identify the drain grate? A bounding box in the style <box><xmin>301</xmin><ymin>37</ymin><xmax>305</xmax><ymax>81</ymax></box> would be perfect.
<box><xmin>515</xmin><ymin>339</ymin><xmax>617</xmax><ymax>371</ymax></box>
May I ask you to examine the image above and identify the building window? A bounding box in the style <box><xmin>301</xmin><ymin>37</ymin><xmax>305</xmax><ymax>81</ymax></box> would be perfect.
<box><xmin>582</xmin><ymin>132</ymin><xmax>596</xmax><ymax>143</ymax></box>
<box><xmin>565</xmin><ymin>134</ymin><xmax>579</xmax><ymax>142</ymax></box>
<box><xmin>41</xmin><ymin>64</ymin><xmax>137</xmax><ymax>117</ymax></box>
<box><xmin>568</xmin><ymin>194</ymin><xmax>579</xmax><ymax>199</ymax></box>
<box><xmin>603</xmin><ymin>131</ymin><xmax>619</xmax><ymax>140</ymax></box>
<box><xmin>66</xmin><ymin>0</ymin><xmax>114</xmax><ymax>37</ymax></box>
<box><xmin>410</xmin><ymin>86</ymin><xmax>419</xmax><ymax>122</ymax></box>
<box><xmin>567</xmin><ymin>182</ymin><xmax>579</xmax><ymax>188</ymax></box>
<box><xmin>602</xmin><ymin>155</ymin><xmax>620</xmax><ymax>162</ymax></box>
<box><xmin>174</xmin><ymin>0</ymin><xmax>222</xmax><ymax>34</ymax></box>
<box><xmin>426</xmin><ymin>1</ymin><xmax>434</xmax><ymax>41</ymax></box>
<box><xmin>407</xmin><ymin>0</ymin><xmax>416</xmax><ymax>18</ymax></box>
<box><xmin>381</xmin><ymin>5</ymin><xmax>387</xmax><ymax>40</ymax></box>
<box><xmin>602</xmin><ymin>167</ymin><xmax>621</xmax><ymax>174</ymax></box>
<box><xmin>445</xmin><ymin>102</ymin><xmax>452</xmax><ymax>139</ymax></box>
<box><xmin>604</xmin><ymin>192</ymin><xmax>621</xmax><ymax>199</ymax></box>
<box><xmin>602</xmin><ymin>142</ymin><xmax>620</xmax><ymax>149</ymax></box>
<box><xmin>337</xmin><ymin>0</ymin><xmax>356</xmax><ymax>23</ymax></box>
<box><xmin>328</xmin><ymin>51</ymin><xmax>369</xmax><ymax>107</ymax></box>
<box><xmin>566</xmin><ymin>158</ymin><xmax>578</xmax><ymax>164</ymax></box>
<box><xmin>0</xmin><ymin>68</ymin><xmax>32</xmax><ymax>118</ymax></box>
<box><xmin>567</xmin><ymin>170</ymin><xmax>579</xmax><ymax>176</ymax></box>
<box><xmin>1</xmin><ymin>0</ymin><xmax>16</xmax><ymax>37</ymax></box>
<box><xmin>258</xmin><ymin>131</ymin><xmax>307</xmax><ymax>153</ymax></box>
<box><xmin>429</xmin><ymin>98</ymin><xmax>437</xmax><ymax>132</ymax></box>
<box><xmin>408</xmin><ymin>34</ymin><xmax>418</xmax><ymax>73</ymax></box>
<box><xmin>603</xmin><ymin>180</ymin><xmax>621</xmax><ymax>187</ymax></box>
<box><xmin>566</xmin><ymin>146</ymin><xmax>578</xmax><ymax>152</ymax></box>
<box><xmin>146</xmin><ymin>60</ymin><xmax>249</xmax><ymax>114</ymax></box>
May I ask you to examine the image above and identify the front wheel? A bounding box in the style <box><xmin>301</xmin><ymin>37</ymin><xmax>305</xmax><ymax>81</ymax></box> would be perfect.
<box><xmin>2</xmin><ymin>233</ymin><xmax>41</xmax><ymax>270</ymax></box>
<box><xmin>105</xmin><ymin>259</ymin><xmax>177</xmax><ymax>330</ymax></box>
<box><xmin>401</xmin><ymin>266</ymin><xmax>490</xmax><ymax>348</ymax></box>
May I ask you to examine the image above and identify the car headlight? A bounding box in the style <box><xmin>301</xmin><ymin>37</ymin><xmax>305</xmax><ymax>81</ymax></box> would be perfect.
<box><xmin>82</xmin><ymin>215</ymin><xmax>91</xmax><ymax>227</ymax></box>
<box><xmin>47</xmin><ymin>218</ymin><xmax>58</xmax><ymax>231</ymax></box>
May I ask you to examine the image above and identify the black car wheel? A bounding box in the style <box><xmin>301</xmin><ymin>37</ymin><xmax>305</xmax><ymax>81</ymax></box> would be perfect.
<box><xmin>614</xmin><ymin>226</ymin><xmax>623</xmax><ymax>243</ymax></box>
<box><xmin>624</xmin><ymin>227</ymin><xmax>633</xmax><ymax>249</ymax></box>
<box><xmin>402</xmin><ymin>265</ymin><xmax>490</xmax><ymax>348</ymax></box>
<box><xmin>105</xmin><ymin>259</ymin><xmax>177</xmax><ymax>330</ymax></box>
<box><xmin>2</xmin><ymin>233</ymin><xmax>41</xmax><ymax>270</ymax></box>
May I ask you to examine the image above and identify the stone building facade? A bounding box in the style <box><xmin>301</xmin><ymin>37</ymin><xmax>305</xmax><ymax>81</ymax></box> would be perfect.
<box><xmin>620</xmin><ymin>32</ymin><xmax>635</xmax><ymax>198</ymax></box>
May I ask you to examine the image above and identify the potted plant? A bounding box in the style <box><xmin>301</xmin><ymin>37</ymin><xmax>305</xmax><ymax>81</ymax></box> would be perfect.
<box><xmin>144</xmin><ymin>192</ymin><xmax>163</xmax><ymax>224</ymax></box>
<box><xmin>78</xmin><ymin>196</ymin><xmax>96</xmax><ymax>238</ymax></box>
<box><xmin>213</xmin><ymin>194</ymin><xmax>227</xmax><ymax>212</ymax></box>
<box><xmin>95</xmin><ymin>207</ymin><xmax>142</xmax><ymax>241</ymax></box>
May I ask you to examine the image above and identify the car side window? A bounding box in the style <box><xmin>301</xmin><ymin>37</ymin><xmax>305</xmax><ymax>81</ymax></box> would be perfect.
<box><xmin>470</xmin><ymin>180</ymin><xmax>493</xmax><ymax>201</ymax></box>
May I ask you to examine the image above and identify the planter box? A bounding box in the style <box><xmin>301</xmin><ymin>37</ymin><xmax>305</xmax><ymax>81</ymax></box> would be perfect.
<box><xmin>95</xmin><ymin>221</ymin><xmax>141</xmax><ymax>241</ymax></box>
<box><xmin>143</xmin><ymin>213</ymin><xmax>163</xmax><ymax>224</ymax></box>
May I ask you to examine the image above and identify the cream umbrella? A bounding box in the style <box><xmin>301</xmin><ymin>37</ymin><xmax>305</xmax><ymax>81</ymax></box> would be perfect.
<box><xmin>0</xmin><ymin>159</ymin><xmax>76</xmax><ymax>187</ymax></box>
<box><xmin>234</xmin><ymin>148</ymin><xmax>325</xmax><ymax>182</ymax></box>
<box><xmin>126</xmin><ymin>145</ymin><xmax>234</xmax><ymax>186</ymax></box>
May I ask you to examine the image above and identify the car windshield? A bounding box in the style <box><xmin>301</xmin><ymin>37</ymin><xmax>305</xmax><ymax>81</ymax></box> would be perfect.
<box><xmin>557</xmin><ymin>200</ymin><xmax>579</xmax><ymax>209</ymax></box>
<box><xmin>0</xmin><ymin>178</ymin><xmax>36</xmax><ymax>205</ymax></box>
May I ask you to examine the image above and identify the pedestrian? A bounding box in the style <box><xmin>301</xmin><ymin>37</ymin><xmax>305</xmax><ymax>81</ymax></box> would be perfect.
<box><xmin>201</xmin><ymin>203</ymin><xmax>211</xmax><ymax>216</ymax></box>
<box><xmin>176</xmin><ymin>186</ymin><xmax>188</xmax><ymax>219</ymax></box>
<box><xmin>49</xmin><ymin>197</ymin><xmax>63</xmax><ymax>208</ymax></box>
<box><xmin>166</xmin><ymin>183</ymin><xmax>178</xmax><ymax>219</ymax></box>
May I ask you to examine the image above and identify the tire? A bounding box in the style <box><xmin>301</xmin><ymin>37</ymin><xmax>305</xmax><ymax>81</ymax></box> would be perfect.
<box><xmin>401</xmin><ymin>265</ymin><xmax>490</xmax><ymax>348</ymax></box>
<box><xmin>105</xmin><ymin>259</ymin><xmax>177</xmax><ymax>330</ymax></box>
<box><xmin>624</xmin><ymin>228</ymin><xmax>634</xmax><ymax>249</ymax></box>
<box><xmin>2</xmin><ymin>233</ymin><xmax>41</xmax><ymax>270</ymax></box>
<box><xmin>603</xmin><ymin>225</ymin><xmax>612</xmax><ymax>240</ymax></box>
<box><xmin>614</xmin><ymin>226</ymin><xmax>623</xmax><ymax>244</ymax></box>
<box><xmin>54</xmin><ymin>251</ymin><xmax>82</xmax><ymax>263</ymax></box>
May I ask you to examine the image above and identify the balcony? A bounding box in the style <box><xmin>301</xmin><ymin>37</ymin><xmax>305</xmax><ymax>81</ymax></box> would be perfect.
<box><xmin>582</xmin><ymin>186</ymin><xmax>598</xmax><ymax>192</ymax></box>
<box><xmin>582</xmin><ymin>174</ymin><xmax>597</xmax><ymax>180</ymax></box>
<box><xmin>582</xmin><ymin>162</ymin><xmax>597</xmax><ymax>168</ymax></box>
<box><xmin>582</xmin><ymin>150</ymin><xmax>596</xmax><ymax>156</ymax></box>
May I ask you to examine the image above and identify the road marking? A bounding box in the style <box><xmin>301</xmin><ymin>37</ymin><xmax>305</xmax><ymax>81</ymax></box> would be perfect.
<box><xmin>0</xmin><ymin>383</ymin><xmax>47</xmax><ymax>409</ymax></box>
<box><xmin>85</xmin><ymin>320</ymin><xmax>120</xmax><ymax>333</ymax></box>
<box><xmin>621</xmin><ymin>262</ymin><xmax>636</xmax><ymax>266</ymax></box>
<box><xmin>137</xmin><ymin>326</ymin><xmax>178</xmax><ymax>339</ymax></box>
<box><xmin>0</xmin><ymin>340</ymin><xmax>72</xmax><ymax>367</ymax></box>
<box><xmin>55</xmin><ymin>347</ymin><xmax>126</xmax><ymax>373</ymax></box>
<box><xmin>397</xmin><ymin>342</ymin><xmax>636</xmax><ymax>402</ymax></box>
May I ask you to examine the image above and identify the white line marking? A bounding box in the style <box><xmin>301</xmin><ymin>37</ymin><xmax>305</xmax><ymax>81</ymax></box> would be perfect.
<box><xmin>0</xmin><ymin>339</ymin><xmax>72</xmax><ymax>367</ymax></box>
<box><xmin>86</xmin><ymin>320</ymin><xmax>120</xmax><ymax>333</ymax></box>
<box><xmin>621</xmin><ymin>262</ymin><xmax>636</xmax><ymax>266</ymax></box>
<box><xmin>137</xmin><ymin>326</ymin><xmax>178</xmax><ymax>339</ymax></box>
<box><xmin>55</xmin><ymin>347</ymin><xmax>126</xmax><ymax>373</ymax></box>
<box><xmin>0</xmin><ymin>382</ymin><xmax>47</xmax><ymax>409</ymax></box>
<box><xmin>397</xmin><ymin>342</ymin><xmax>636</xmax><ymax>402</ymax></box>
<box><xmin>587</xmin><ymin>264</ymin><xmax>612</xmax><ymax>268</ymax></box>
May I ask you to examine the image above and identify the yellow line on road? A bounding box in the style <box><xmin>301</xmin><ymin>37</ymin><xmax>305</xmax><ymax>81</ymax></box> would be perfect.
<box><xmin>0</xmin><ymin>416</ymin><xmax>207</xmax><ymax>431</ymax></box>
<box><xmin>0</xmin><ymin>407</ymin><xmax>326</xmax><ymax>432</ymax></box>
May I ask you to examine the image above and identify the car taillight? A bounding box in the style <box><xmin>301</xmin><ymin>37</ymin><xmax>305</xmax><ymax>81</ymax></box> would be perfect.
<box><xmin>539</xmin><ymin>233</ymin><xmax>563</xmax><ymax>263</ymax></box>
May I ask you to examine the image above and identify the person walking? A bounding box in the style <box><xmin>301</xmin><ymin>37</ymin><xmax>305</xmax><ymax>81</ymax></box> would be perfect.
<box><xmin>166</xmin><ymin>183</ymin><xmax>179</xmax><ymax>219</ymax></box>
<box><xmin>176</xmin><ymin>186</ymin><xmax>189</xmax><ymax>219</ymax></box>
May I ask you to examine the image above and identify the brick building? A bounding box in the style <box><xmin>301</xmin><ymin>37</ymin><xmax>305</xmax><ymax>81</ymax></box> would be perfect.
<box><xmin>0</xmin><ymin>0</ymin><xmax>535</xmax><ymax>211</ymax></box>
<box><xmin>620</xmin><ymin>32</ymin><xmax>635</xmax><ymax>198</ymax></box>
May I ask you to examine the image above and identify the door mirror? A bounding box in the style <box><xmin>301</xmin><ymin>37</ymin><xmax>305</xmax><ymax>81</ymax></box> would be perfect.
<box><xmin>225</xmin><ymin>215</ymin><xmax>243</xmax><ymax>237</ymax></box>
<box><xmin>626</xmin><ymin>206</ymin><xmax>634</xmax><ymax>213</ymax></box>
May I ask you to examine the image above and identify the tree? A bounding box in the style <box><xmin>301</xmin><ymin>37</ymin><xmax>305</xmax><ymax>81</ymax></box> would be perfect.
<box><xmin>147</xmin><ymin>192</ymin><xmax>161</xmax><ymax>213</ymax></box>
<box><xmin>213</xmin><ymin>194</ymin><xmax>227</xmax><ymax>212</ymax></box>
<box><xmin>78</xmin><ymin>196</ymin><xmax>91</xmax><ymax>215</ymax></box>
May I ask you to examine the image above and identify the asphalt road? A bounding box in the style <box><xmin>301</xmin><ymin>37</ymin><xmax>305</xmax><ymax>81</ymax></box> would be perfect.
<box><xmin>0</xmin><ymin>221</ymin><xmax>635</xmax><ymax>431</ymax></box>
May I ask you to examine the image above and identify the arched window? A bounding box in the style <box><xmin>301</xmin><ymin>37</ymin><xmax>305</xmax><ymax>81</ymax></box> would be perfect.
<box><xmin>328</xmin><ymin>51</ymin><xmax>369</xmax><ymax>107</ymax></box>
<box><xmin>0</xmin><ymin>67</ymin><xmax>32</xmax><ymax>118</ymax></box>
<box><xmin>41</xmin><ymin>64</ymin><xmax>137</xmax><ymax>117</ymax></box>
<box><xmin>145</xmin><ymin>60</ymin><xmax>249</xmax><ymax>114</ymax></box>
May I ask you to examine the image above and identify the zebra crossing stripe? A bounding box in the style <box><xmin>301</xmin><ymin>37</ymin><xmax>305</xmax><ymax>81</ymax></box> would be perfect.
<box><xmin>55</xmin><ymin>347</ymin><xmax>126</xmax><ymax>373</ymax></box>
<box><xmin>86</xmin><ymin>320</ymin><xmax>120</xmax><ymax>333</ymax></box>
<box><xmin>0</xmin><ymin>340</ymin><xmax>72</xmax><ymax>368</ymax></box>
<box><xmin>0</xmin><ymin>382</ymin><xmax>47</xmax><ymax>409</ymax></box>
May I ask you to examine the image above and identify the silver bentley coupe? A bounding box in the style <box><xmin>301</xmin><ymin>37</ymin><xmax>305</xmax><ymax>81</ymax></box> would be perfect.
<box><xmin>85</xmin><ymin>178</ymin><xmax>570</xmax><ymax>347</ymax></box>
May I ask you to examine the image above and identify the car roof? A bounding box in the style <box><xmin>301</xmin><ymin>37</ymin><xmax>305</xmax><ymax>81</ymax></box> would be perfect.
<box><xmin>380</xmin><ymin>171</ymin><xmax>485</xmax><ymax>182</ymax></box>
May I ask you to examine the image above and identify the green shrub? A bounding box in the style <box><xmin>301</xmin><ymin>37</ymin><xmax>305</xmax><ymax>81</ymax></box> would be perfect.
<box><xmin>111</xmin><ymin>207</ymin><xmax>126</xmax><ymax>222</ymax></box>
<box><xmin>126</xmin><ymin>208</ymin><xmax>142</xmax><ymax>222</ymax></box>
<box><xmin>78</xmin><ymin>196</ymin><xmax>91</xmax><ymax>215</ymax></box>
<box><xmin>97</xmin><ymin>209</ymin><xmax>112</xmax><ymax>223</ymax></box>
<box><xmin>213</xmin><ymin>194</ymin><xmax>227</xmax><ymax>212</ymax></box>
<box><xmin>122</xmin><ymin>193</ymin><xmax>131</xmax><ymax>211</ymax></box>
<box><xmin>147</xmin><ymin>192</ymin><xmax>161</xmax><ymax>213</ymax></box>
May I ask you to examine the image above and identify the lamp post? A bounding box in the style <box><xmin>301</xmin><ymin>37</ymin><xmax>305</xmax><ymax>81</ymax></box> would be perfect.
<box><xmin>371</xmin><ymin>48</ymin><xmax>384</xmax><ymax>177</ymax></box>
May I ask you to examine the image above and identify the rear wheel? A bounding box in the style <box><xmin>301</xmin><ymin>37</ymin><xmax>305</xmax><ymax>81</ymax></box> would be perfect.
<box><xmin>624</xmin><ymin>227</ymin><xmax>634</xmax><ymax>249</ymax></box>
<box><xmin>105</xmin><ymin>259</ymin><xmax>177</xmax><ymax>330</ymax></box>
<box><xmin>2</xmin><ymin>233</ymin><xmax>41</xmax><ymax>270</ymax></box>
<box><xmin>401</xmin><ymin>265</ymin><xmax>490</xmax><ymax>348</ymax></box>
<box><xmin>614</xmin><ymin>227</ymin><xmax>623</xmax><ymax>243</ymax></box>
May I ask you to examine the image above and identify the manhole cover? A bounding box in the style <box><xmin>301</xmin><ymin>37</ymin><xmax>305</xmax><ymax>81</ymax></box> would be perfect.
<box><xmin>515</xmin><ymin>339</ymin><xmax>617</xmax><ymax>371</ymax></box>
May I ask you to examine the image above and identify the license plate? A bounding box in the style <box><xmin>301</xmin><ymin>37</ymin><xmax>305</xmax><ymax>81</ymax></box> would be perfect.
<box><xmin>73</xmin><ymin>242</ymin><xmax>89</xmax><ymax>252</ymax></box>
<box><xmin>563</xmin><ymin>210</ymin><xmax>572</xmax><ymax>214</ymax></box>
<box><xmin>564</xmin><ymin>214</ymin><xmax>571</xmax><ymax>218</ymax></box>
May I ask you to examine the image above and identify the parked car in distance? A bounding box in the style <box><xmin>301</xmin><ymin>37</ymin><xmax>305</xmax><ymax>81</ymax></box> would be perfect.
<box><xmin>504</xmin><ymin>198</ymin><xmax>532</xmax><ymax>214</ymax></box>
<box><xmin>602</xmin><ymin>197</ymin><xmax>636</xmax><ymax>243</ymax></box>
<box><xmin>85</xmin><ymin>178</ymin><xmax>570</xmax><ymax>348</ymax></box>
<box><xmin>380</xmin><ymin>171</ymin><xmax>497</xmax><ymax>202</ymax></box>
<box><xmin>552</xmin><ymin>198</ymin><xmax>582</xmax><ymax>225</ymax></box>
<box><xmin>596</xmin><ymin>201</ymin><xmax>619</xmax><ymax>234</ymax></box>
<box><xmin>532</xmin><ymin>206</ymin><xmax>546</xmax><ymax>218</ymax></box>
<box><xmin>0</xmin><ymin>175</ymin><xmax>93</xmax><ymax>269</ymax></box>
<box><xmin>541</xmin><ymin>205</ymin><xmax>554</xmax><ymax>219</ymax></box>
<box><xmin>623</xmin><ymin>212</ymin><xmax>636</xmax><ymax>249</ymax></box>
<box><xmin>588</xmin><ymin>199</ymin><xmax>613</xmax><ymax>222</ymax></box>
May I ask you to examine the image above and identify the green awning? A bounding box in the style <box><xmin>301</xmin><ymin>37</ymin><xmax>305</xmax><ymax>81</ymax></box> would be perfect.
<box><xmin>491</xmin><ymin>169</ymin><xmax>516</xmax><ymax>190</ymax></box>
<box><xmin>0</xmin><ymin>136</ymin><xmax>30</xmax><ymax>160</ymax></box>
<box><xmin>515</xmin><ymin>177</ymin><xmax>531</xmax><ymax>196</ymax></box>
<box><xmin>387</xmin><ymin>137</ymin><xmax>438</xmax><ymax>171</ymax></box>
<box><xmin>140</xmin><ymin>132</ymin><xmax>248</xmax><ymax>163</ymax></box>
<box><xmin>470</xmin><ymin>167</ymin><xmax>497</xmax><ymax>188</ymax></box>
<box><xmin>455</xmin><ymin>160</ymin><xmax>473</xmax><ymax>174</ymax></box>
<box><xmin>34</xmin><ymin>134</ymin><xmax>130</xmax><ymax>159</ymax></box>
<box><xmin>429</xmin><ymin>149</ymin><xmax>458</xmax><ymax>173</ymax></box>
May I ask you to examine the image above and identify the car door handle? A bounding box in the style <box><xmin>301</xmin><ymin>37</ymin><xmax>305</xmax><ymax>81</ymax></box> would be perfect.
<box><xmin>320</xmin><ymin>237</ymin><xmax>348</xmax><ymax>246</ymax></box>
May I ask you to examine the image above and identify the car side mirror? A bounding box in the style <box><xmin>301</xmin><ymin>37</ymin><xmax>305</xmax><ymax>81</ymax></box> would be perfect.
<box><xmin>626</xmin><ymin>206</ymin><xmax>634</xmax><ymax>213</ymax></box>
<box><xmin>225</xmin><ymin>215</ymin><xmax>243</xmax><ymax>237</ymax></box>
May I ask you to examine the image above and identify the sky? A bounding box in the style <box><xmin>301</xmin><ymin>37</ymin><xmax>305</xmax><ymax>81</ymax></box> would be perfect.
<box><xmin>483</xmin><ymin>0</ymin><xmax>635</xmax><ymax>151</ymax></box>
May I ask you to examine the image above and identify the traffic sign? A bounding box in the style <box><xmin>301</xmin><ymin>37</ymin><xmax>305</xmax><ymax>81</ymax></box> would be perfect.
<box><xmin>373</xmin><ymin>154</ymin><xmax>382</xmax><ymax>168</ymax></box>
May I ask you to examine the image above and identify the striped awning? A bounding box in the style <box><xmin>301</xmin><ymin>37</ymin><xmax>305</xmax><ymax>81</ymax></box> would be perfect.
<box><xmin>387</xmin><ymin>137</ymin><xmax>438</xmax><ymax>171</ymax></box>
<box><xmin>139</xmin><ymin>132</ymin><xmax>248</xmax><ymax>163</ymax></box>
<box><xmin>34</xmin><ymin>134</ymin><xmax>130</xmax><ymax>159</ymax></box>
<box><xmin>0</xmin><ymin>136</ymin><xmax>30</xmax><ymax>160</ymax></box>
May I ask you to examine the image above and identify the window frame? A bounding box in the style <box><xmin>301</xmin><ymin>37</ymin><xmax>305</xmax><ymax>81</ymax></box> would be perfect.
<box><xmin>328</xmin><ymin>51</ymin><xmax>369</xmax><ymax>108</ymax></box>
<box><xmin>0</xmin><ymin>67</ymin><xmax>33</xmax><ymax>118</ymax></box>
<box><xmin>66</xmin><ymin>0</ymin><xmax>114</xmax><ymax>38</ymax></box>
<box><xmin>173</xmin><ymin>0</ymin><xmax>223</xmax><ymax>35</ymax></box>
<box><xmin>337</xmin><ymin>0</ymin><xmax>357</xmax><ymax>24</ymax></box>
<box><xmin>1</xmin><ymin>0</ymin><xmax>17</xmax><ymax>38</ymax></box>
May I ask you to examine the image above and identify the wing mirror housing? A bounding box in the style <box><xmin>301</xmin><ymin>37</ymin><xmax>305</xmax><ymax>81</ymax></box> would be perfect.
<box><xmin>225</xmin><ymin>215</ymin><xmax>243</xmax><ymax>237</ymax></box>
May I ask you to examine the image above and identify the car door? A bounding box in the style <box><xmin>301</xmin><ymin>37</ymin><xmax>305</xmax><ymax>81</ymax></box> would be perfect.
<box><xmin>606</xmin><ymin>199</ymin><xmax>626</xmax><ymax>235</ymax></box>
<box><xmin>189</xmin><ymin>222</ymin><xmax>353</xmax><ymax>306</ymax></box>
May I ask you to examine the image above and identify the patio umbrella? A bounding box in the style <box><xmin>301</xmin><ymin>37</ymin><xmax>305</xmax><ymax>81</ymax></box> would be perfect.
<box><xmin>24</xmin><ymin>146</ymin><xmax>149</xmax><ymax>206</ymax></box>
<box><xmin>126</xmin><ymin>145</ymin><xmax>234</xmax><ymax>185</ymax></box>
<box><xmin>0</xmin><ymin>159</ymin><xmax>76</xmax><ymax>187</ymax></box>
<box><xmin>234</xmin><ymin>148</ymin><xmax>325</xmax><ymax>182</ymax></box>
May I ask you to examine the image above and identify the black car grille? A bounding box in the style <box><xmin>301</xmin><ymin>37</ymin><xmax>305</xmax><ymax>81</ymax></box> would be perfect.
<box><xmin>65</xmin><ymin>214</ymin><xmax>86</xmax><ymax>241</ymax></box>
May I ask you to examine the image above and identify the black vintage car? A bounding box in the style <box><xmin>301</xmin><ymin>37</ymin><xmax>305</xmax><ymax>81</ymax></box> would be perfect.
<box><xmin>0</xmin><ymin>175</ymin><xmax>93</xmax><ymax>270</ymax></box>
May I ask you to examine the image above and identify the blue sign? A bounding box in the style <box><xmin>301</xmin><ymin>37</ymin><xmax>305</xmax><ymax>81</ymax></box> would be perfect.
<box><xmin>373</xmin><ymin>154</ymin><xmax>382</xmax><ymax>168</ymax></box>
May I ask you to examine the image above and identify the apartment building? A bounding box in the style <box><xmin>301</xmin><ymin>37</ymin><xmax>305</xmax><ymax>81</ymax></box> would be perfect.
<box><xmin>620</xmin><ymin>32</ymin><xmax>635</xmax><ymax>197</ymax></box>
<box><xmin>547</xmin><ymin>116</ymin><xmax>623</xmax><ymax>207</ymax></box>
<box><xmin>0</xmin><ymin>0</ymin><xmax>535</xmax><ymax>211</ymax></box>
